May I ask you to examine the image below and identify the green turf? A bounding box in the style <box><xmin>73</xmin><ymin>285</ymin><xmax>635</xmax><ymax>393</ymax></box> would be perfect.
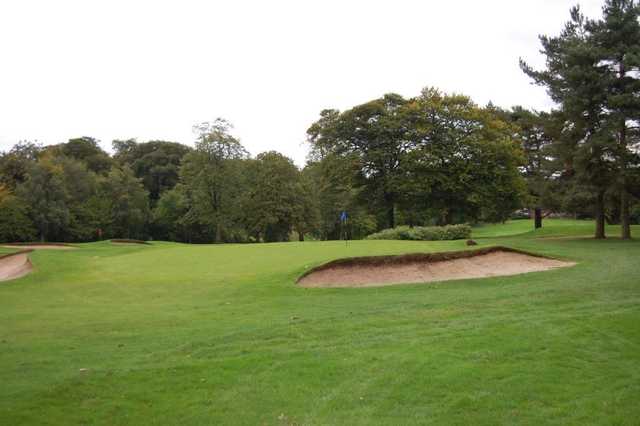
<box><xmin>470</xmin><ymin>218</ymin><xmax>621</xmax><ymax>238</ymax></box>
<box><xmin>1</xmin><ymin>221</ymin><xmax>639</xmax><ymax>425</ymax></box>
<box><xmin>0</xmin><ymin>247</ymin><xmax>19</xmax><ymax>255</ymax></box>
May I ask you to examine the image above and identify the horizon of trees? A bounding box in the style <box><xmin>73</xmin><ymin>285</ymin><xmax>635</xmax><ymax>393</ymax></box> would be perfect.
<box><xmin>0</xmin><ymin>97</ymin><xmax>530</xmax><ymax>244</ymax></box>
<box><xmin>1</xmin><ymin>0</ymin><xmax>638</xmax><ymax>243</ymax></box>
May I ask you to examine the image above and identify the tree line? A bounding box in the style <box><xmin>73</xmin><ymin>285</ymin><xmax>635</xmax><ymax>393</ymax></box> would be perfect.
<box><xmin>0</xmin><ymin>124</ymin><xmax>316</xmax><ymax>243</ymax></box>
<box><xmin>0</xmin><ymin>89</ymin><xmax>532</xmax><ymax>244</ymax></box>
<box><xmin>0</xmin><ymin>0</ymin><xmax>638</xmax><ymax>243</ymax></box>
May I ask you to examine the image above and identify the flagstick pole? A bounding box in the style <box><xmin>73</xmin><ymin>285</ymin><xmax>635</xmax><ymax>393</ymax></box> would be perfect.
<box><xmin>340</xmin><ymin>211</ymin><xmax>348</xmax><ymax>248</ymax></box>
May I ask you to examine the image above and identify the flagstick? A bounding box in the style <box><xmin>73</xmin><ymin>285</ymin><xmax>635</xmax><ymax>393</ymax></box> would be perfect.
<box><xmin>345</xmin><ymin>218</ymin><xmax>348</xmax><ymax>247</ymax></box>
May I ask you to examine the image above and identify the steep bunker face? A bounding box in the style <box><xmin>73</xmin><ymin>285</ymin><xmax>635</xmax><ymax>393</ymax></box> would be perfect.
<box><xmin>297</xmin><ymin>247</ymin><xmax>575</xmax><ymax>288</ymax></box>
<box><xmin>0</xmin><ymin>252</ymin><xmax>32</xmax><ymax>282</ymax></box>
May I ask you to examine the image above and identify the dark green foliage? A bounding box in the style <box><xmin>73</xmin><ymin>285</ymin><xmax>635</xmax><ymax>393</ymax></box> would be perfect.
<box><xmin>302</xmin><ymin>156</ymin><xmax>376</xmax><ymax>240</ymax></box>
<box><xmin>16</xmin><ymin>155</ymin><xmax>71</xmax><ymax>241</ymax></box>
<box><xmin>245</xmin><ymin>151</ymin><xmax>303</xmax><ymax>242</ymax></box>
<box><xmin>57</xmin><ymin>157</ymin><xmax>102</xmax><ymax>241</ymax></box>
<box><xmin>113</xmin><ymin>140</ymin><xmax>191</xmax><ymax>202</ymax></box>
<box><xmin>507</xmin><ymin>107</ymin><xmax>559</xmax><ymax>228</ymax></box>
<box><xmin>631</xmin><ymin>200</ymin><xmax>640</xmax><ymax>223</ymax></box>
<box><xmin>7</xmin><ymin>151</ymin><xmax>137</xmax><ymax>242</ymax></box>
<box><xmin>308</xmin><ymin>94</ymin><xmax>412</xmax><ymax>229</ymax></box>
<box><xmin>293</xmin><ymin>165</ymin><xmax>321</xmax><ymax>241</ymax></box>
<box><xmin>145</xmin><ymin>123</ymin><xmax>320</xmax><ymax>244</ymax></box>
<box><xmin>0</xmin><ymin>141</ymin><xmax>41</xmax><ymax>190</ymax></box>
<box><xmin>521</xmin><ymin>0</ymin><xmax>640</xmax><ymax>238</ymax></box>
<box><xmin>521</xmin><ymin>7</ymin><xmax>613</xmax><ymax>237</ymax></box>
<box><xmin>152</xmin><ymin>188</ymin><xmax>190</xmax><ymax>241</ymax></box>
<box><xmin>588</xmin><ymin>0</ymin><xmax>640</xmax><ymax>238</ymax></box>
<box><xmin>59</xmin><ymin>137</ymin><xmax>113</xmax><ymax>174</ymax></box>
<box><xmin>0</xmin><ymin>185</ymin><xmax>37</xmax><ymax>243</ymax></box>
<box><xmin>2</xmin><ymin>3</ymin><xmax>638</xmax><ymax>246</ymax></box>
<box><xmin>177</xmin><ymin>119</ymin><xmax>250</xmax><ymax>243</ymax></box>
<box><xmin>308</xmin><ymin>88</ymin><xmax>527</xmax><ymax>232</ymax></box>
<box><xmin>409</xmin><ymin>89</ymin><xmax>527</xmax><ymax>225</ymax></box>
<box><xmin>99</xmin><ymin>166</ymin><xmax>150</xmax><ymax>240</ymax></box>
<box><xmin>366</xmin><ymin>224</ymin><xmax>472</xmax><ymax>241</ymax></box>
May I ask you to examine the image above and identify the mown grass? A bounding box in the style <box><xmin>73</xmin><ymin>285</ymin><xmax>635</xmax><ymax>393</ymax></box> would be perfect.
<box><xmin>0</xmin><ymin>247</ymin><xmax>20</xmax><ymax>255</ymax></box>
<box><xmin>1</xmin><ymin>220</ymin><xmax>639</xmax><ymax>425</ymax></box>
<box><xmin>470</xmin><ymin>218</ymin><xmax>618</xmax><ymax>238</ymax></box>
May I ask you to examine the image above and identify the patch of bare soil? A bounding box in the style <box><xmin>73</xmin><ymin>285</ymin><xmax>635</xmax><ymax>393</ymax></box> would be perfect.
<box><xmin>0</xmin><ymin>252</ymin><xmax>32</xmax><ymax>282</ymax></box>
<box><xmin>298</xmin><ymin>248</ymin><xmax>575</xmax><ymax>288</ymax></box>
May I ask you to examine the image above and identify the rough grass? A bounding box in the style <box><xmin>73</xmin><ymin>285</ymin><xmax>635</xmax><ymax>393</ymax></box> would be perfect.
<box><xmin>1</xmin><ymin>220</ymin><xmax>639</xmax><ymax>425</ymax></box>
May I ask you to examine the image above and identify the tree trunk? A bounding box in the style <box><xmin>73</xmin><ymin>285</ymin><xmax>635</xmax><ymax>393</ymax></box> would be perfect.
<box><xmin>595</xmin><ymin>191</ymin><xmax>606</xmax><ymax>239</ymax></box>
<box><xmin>618</xmin><ymin>61</ymin><xmax>630</xmax><ymax>240</ymax></box>
<box><xmin>298</xmin><ymin>231</ymin><xmax>304</xmax><ymax>242</ymax></box>
<box><xmin>386</xmin><ymin>197</ymin><xmax>395</xmax><ymax>229</ymax></box>
<box><xmin>40</xmin><ymin>222</ymin><xmax>47</xmax><ymax>242</ymax></box>
<box><xmin>621</xmin><ymin>191</ymin><xmax>631</xmax><ymax>240</ymax></box>
<box><xmin>215</xmin><ymin>222</ymin><xmax>222</xmax><ymax>243</ymax></box>
<box><xmin>444</xmin><ymin>209</ymin><xmax>453</xmax><ymax>226</ymax></box>
<box><xmin>534</xmin><ymin>207</ymin><xmax>542</xmax><ymax>229</ymax></box>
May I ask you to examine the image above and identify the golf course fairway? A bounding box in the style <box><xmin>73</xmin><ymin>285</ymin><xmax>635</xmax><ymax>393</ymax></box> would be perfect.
<box><xmin>1</xmin><ymin>219</ymin><xmax>639</xmax><ymax>425</ymax></box>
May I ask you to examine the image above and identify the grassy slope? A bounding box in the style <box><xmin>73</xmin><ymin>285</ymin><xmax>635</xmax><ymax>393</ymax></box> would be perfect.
<box><xmin>1</xmin><ymin>221</ymin><xmax>639</xmax><ymax>425</ymax></box>
<box><xmin>0</xmin><ymin>247</ymin><xmax>19</xmax><ymax>255</ymax></box>
<box><xmin>471</xmin><ymin>218</ymin><xmax>621</xmax><ymax>238</ymax></box>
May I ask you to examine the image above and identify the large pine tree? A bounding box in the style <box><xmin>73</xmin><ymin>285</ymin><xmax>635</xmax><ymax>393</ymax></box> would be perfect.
<box><xmin>587</xmin><ymin>0</ymin><xmax>640</xmax><ymax>239</ymax></box>
<box><xmin>521</xmin><ymin>2</ymin><xmax>640</xmax><ymax>239</ymax></box>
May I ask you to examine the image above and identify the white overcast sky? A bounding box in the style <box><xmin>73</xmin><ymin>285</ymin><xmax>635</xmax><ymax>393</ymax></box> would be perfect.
<box><xmin>0</xmin><ymin>0</ymin><xmax>604</xmax><ymax>165</ymax></box>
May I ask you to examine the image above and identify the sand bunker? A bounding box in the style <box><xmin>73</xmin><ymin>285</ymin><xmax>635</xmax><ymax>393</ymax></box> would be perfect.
<box><xmin>2</xmin><ymin>244</ymin><xmax>74</xmax><ymax>250</ymax></box>
<box><xmin>298</xmin><ymin>247</ymin><xmax>575</xmax><ymax>288</ymax></box>
<box><xmin>0</xmin><ymin>252</ymin><xmax>32</xmax><ymax>282</ymax></box>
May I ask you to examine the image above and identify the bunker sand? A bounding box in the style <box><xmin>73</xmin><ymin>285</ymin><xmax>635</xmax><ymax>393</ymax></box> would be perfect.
<box><xmin>298</xmin><ymin>249</ymin><xmax>575</xmax><ymax>288</ymax></box>
<box><xmin>0</xmin><ymin>252</ymin><xmax>32</xmax><ymax>282</ymax></box>
<box><xmin>2</xmin><ymin>244</ymin><xmax>74</xmax><ymax>250</ymax></box>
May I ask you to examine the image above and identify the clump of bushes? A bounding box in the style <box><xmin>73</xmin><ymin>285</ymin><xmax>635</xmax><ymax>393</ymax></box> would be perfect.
<box><xmin>366</xmin><ymin>224</ymin><xmax>471</xmax><ymax>241</ymax></box>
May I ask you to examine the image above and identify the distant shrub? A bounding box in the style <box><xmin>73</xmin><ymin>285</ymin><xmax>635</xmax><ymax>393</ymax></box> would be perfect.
<box><xmin>366</xmin><ymin>224</ymin><xmax>471</xmax><ymax>241</ymax></box>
